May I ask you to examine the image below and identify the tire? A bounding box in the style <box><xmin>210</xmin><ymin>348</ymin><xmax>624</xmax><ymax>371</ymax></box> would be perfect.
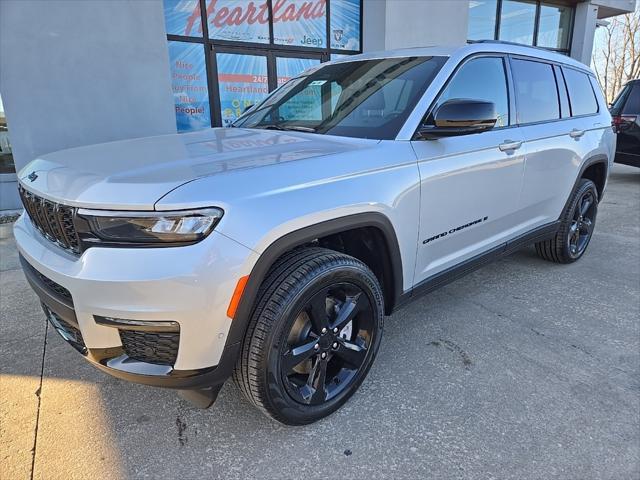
<box><xmin>233</xmin><ymin>247</ymin><xmax>384</xmax><ymax>425</ymax></box>
<box><xmin>535</xmin><ymin>178</ymin><xmax>599</xmax><ymax>264</ymax></box>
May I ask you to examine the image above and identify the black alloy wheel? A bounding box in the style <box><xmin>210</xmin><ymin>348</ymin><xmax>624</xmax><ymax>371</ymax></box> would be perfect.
<box><xmin>233</xmin><ymin>247</ymin><xmax>384</xmax><ymax>425</ymax></box>
<box><xmin>568</xmin><ymin>188</ymin><xmax>597</xmax><ymax>259</ymax></box>
<box><xmin>535</xmin><ymin>178</ymin><xmax>599</xmax><ymax>264</ymax></box>
<box><xmin>281</xmin><ymin>282</ymin><xmax>374</xmax><ymax>406</ymax></box>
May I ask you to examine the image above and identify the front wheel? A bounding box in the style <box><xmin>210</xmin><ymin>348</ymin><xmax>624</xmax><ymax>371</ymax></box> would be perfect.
<box><xmin>233</xmin><ymin>247</ymin><xmax>384</xmax><ymax>425</ymax></box>
<box><xmin>535</xmin><ymin>178</ymin><xmax>599</xmax><ymax>263</ymax></box>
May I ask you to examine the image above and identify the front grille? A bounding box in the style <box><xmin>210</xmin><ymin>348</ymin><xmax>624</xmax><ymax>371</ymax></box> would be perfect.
<box><xmin>19</xmin><ymin>185</ymin><xmax>81</xmax><ymax>254</ymax></box>
<box><xmin>43</xmin><ymin>305</ymin><xmax>86</xmax><ymax>351</ymax></box>
<box><xmin>119</xmin><ymin>330</ymin><xmax>180</xmax><ymax>366</ymax></box>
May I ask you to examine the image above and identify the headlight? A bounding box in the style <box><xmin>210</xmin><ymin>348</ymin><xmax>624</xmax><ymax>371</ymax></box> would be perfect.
<box><xmin>77</xmin><ymin>208</ymin><xmax>223</xmax><ymax>245</ymax></box>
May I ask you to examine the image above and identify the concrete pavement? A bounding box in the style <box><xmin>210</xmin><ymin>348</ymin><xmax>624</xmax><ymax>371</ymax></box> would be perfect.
<box><xmin>1</xmin><ymin>164</ymin><xmax>638</xmax><ymax>479</ymax></box>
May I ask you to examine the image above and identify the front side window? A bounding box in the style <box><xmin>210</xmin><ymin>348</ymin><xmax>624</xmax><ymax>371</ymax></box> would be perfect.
<box><xmin>511</xmin><ymin>59</ymin><xmax>560</xmax><ymax>124</ymax></box>
<box><xmin>434</xmin><ymin>57</ymin><xmax>510</xmax><ymax>128</ymax></box>
<box><xmin>234</xmin><ymin>56</ymin><xmax>447</xmax><ymax>140</ymax></box>
<box><xmin>562</xmin><ymin>68</ymin><xmax>598</xmax><ymax>116</ymax></box>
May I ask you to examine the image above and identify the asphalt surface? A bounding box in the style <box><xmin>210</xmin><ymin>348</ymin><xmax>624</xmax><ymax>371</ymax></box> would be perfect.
<box><xmin>1</xmin><ymin>164</ymin><xmax>639</xmax><ymax>480</ymax></box>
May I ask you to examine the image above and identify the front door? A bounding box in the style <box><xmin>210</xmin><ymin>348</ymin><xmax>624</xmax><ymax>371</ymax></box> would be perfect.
<box><xmin>411</xmin><ymin>55</ymin><xmax>526</xmax><ymax>285</ymax></box>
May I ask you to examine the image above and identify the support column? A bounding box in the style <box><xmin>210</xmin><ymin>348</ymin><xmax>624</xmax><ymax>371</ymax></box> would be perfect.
<box><xmin>571</xmin><ymin>2</ymin><xmax>599</xmax><ymax>65</ymax></box>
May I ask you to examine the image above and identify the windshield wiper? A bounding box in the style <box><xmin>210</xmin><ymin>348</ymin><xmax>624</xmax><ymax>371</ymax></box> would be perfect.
<box><xmin>256</xmin><ymin>124</ymin><xmax>316</xmax><ymax>133</ymax></box>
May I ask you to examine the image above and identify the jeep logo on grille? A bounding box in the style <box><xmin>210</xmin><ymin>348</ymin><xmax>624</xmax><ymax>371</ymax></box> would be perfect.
<box><xmin>27</xmin><ymin>171</ymin><xmax>38</xmax><ymax>182</ymax></box>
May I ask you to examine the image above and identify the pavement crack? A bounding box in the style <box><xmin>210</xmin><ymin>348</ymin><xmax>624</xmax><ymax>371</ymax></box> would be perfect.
<box><xmin>30</xmin><ymin>319</ymin><xmax>48</xmax><ymax>480</ymax></box>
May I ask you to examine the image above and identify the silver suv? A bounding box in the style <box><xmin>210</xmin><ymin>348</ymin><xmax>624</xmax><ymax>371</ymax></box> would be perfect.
<box><xmin>15</xmin><ymin>42</ymin><xmax>615</xmax><ymax>425</ymax></box>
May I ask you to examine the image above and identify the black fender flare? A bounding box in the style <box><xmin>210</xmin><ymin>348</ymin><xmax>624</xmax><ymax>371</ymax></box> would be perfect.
<box><xmin>225</xmin><ymin>212</ymin><xmax>404</xmax><ymax>347</ymax></box>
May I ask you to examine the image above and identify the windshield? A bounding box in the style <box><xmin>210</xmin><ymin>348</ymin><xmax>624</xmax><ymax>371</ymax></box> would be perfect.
<box><xmin>233</xmin><ymin>56</ymin><xmax>447</xmax><ymax>140</ymax></box>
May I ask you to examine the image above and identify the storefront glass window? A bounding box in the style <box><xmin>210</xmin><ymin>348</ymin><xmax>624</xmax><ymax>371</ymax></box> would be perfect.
<box><xmin>499</xmin><ymin>0</ymin><xmax>536</xmax><ymax>45</ymax></box>
<box><xmin>0</xmin><ymin>94</ymin><xmax>14</xmax><ymax>174</ymax></box>
<box><xmin>330</xmin><ymin>0</ymin><xmax>360</xmax><ymax>50</ymax></box>
<box><xmin>162</xmin><ymin>0</ymin><xmax>361</xmax><ymax>131</ymax></box>
<box><xmin>272</xmin><ymin>0</ymin><xmax>327</xmax><ymax>48</ymax></box>
<box><xmin>217</xmin><ymin>53</ymin><xmax>269</xmax><ymax>126</ymax></box>
<box><xmin>168</xmin><ymin>41</ymin><xmax>211</xmax><ymax>132</ymax></box>
<box><xmin>467</xmin><ymin>0</ymin><xmax>498</xmax><ymax>41</ymax></box>
<box><xmin>164</xmin><ymin>0</ymin><xmax>203</xmax><ymax>37</ymax></box>
<box><xmin>207</xmin><ymin>0</ymin><xmax>270</xmax><ymax>43</ymax></box>
<box><xmin>537</xmin><ymin>3</ymin><xmax>572</xmax><ymax>49</ymax></box>
<box><xmin>276</xmin><ymin>57</ymin><xmax>321</xmax><ymax>85</ymax></box>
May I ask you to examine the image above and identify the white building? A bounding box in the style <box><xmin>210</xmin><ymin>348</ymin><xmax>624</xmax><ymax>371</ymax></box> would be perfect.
<box><xmin>0</xmin><ymin>0</ymin><xmax>636</xmax><ymax>210</ymax></box>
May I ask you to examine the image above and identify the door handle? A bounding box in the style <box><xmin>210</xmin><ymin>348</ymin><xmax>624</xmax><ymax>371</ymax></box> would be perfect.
<box><xmin>569</xmin><ymin>129</ymin><xmax>585</xmax><ymax>139</ymax></box>
<box><xmin>498</xmin><ymin>140</ymin><xmax>523</xmax><ymax>152</ymax></box>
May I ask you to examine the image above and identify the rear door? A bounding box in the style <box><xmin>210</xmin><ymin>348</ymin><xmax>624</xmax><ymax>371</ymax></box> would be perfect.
<box><xmin>512</xmin><ymin>58</ymin><xmax>602</xmax><ymax>227</ymax></box>
<box><xmin>411</xmin><ymin>55</ymin><xmax>526</xmax><ymax>284</ymax></box>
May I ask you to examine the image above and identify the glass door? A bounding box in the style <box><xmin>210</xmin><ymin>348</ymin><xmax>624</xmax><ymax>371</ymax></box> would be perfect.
<box><xmin>211</xmin><ymin>46</ymin><xmax>324</xmax><ymax>126</ymax></box>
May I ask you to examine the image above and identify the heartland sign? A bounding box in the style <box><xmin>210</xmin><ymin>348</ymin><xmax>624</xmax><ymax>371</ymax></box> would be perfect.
<box><xmin>183</xmin><ymin>0</ymin><xmax>326</xmax><ymax>38</ymax></box>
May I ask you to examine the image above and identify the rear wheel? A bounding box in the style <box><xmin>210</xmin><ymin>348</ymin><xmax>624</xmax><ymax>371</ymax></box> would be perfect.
<box><xmin>535</xmin><ymin>178</ymin><xmax>598</xmax><ymax>263</ymax></box>
<box><xmin>233</xmin><ymin>247</ymin><xmax>384</xmax><ymax>425</ymax></box>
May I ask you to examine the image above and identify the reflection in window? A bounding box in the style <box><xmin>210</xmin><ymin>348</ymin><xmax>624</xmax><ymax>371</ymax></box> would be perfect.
<box><xmin>235</xmin><ymin>56</ymin><xmax>447</xmax><ymax>140</ymax></box>
<box><xmin>468</xmin><ymin>0</ymin><xmax>498</xmax><ymax>41</ymax></box>
<box><xmin>537</xmin><ymin>3</ymin><xmax>572</xmax><ymax>49</ymax></box>
<box><xmin>0</xmin><ymin>94</ymin><xmax>14</xmax><ymax>174</ymax></box>
<box><xmin>511</xmin><ymin>59</ymin><xmax>560</xmax><ymax>124</ymax></box>
<box><xmin>435</xmin><ymin>57</ymin><xmax>509</xmax><ymax>127</ymax></box>
<box><xmin>562</xmin><ymin>68</ymin><xmax>598</xmax><ymax>116</ymax></box>
<box><xmin>499</xmin><ymin>0</ymin><xmax>536</xmax><ymax>45</ymax></box>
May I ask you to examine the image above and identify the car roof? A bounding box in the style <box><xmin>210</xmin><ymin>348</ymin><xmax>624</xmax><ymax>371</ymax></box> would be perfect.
<box><xmin>333</xmin><ymin>41</ymin><xmax>593</xmax><ymax>75</ymax></box>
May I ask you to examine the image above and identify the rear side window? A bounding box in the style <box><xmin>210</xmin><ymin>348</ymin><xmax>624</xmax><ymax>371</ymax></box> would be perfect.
<box><xmin>610</xmin><ymin>84</ymin><xmax>631</xmax><ymax>115</ymax></box>
<box><xmin>622</xmin><ymin>84</ymin><xmax>640</xmax><ymax>114</ymax></box>
<box><xmin>434</xmin><ymin>57</ymin><xmax>510</xmax><ymax>127</ymax></box>
<box><xmin>511</xmin><ymin>59</ymin><xmax>560</xmax><ymax>124</ymax></box>
<box><xmin>562</xmin><ymin>68</ymin><xmax>599</xmax><ymax>116</ymax></box>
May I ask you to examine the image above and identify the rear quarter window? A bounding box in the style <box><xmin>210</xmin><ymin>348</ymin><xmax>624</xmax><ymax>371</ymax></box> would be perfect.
<box><xmin>562</xmin><ymin>67</ymin><xmax>599</xmax><ymax>116</ymax></box>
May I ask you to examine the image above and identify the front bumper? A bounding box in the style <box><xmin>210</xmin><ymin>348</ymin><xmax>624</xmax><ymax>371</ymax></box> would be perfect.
<box><xmin>14</xmin><ymin>214</ymin><xmax>256</xmax><ymax>388</ymax></box>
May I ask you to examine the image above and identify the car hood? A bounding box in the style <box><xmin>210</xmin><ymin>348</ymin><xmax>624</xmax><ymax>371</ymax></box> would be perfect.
<box><xmin>18</xmin><ymin>127</ymin><xmax>379</xmax><ymax>210</ymax></box>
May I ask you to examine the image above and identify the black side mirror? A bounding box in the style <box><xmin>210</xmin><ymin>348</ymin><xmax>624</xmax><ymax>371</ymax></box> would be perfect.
<box><xmin>418</xmin><ymin>99</ymin><xmax>498</xmax><ymax>139</ymax></box>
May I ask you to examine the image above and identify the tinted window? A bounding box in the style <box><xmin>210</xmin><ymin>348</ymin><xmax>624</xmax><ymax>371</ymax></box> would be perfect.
<box><xmin>511</xmin><ymin>59</ymin><xmax>559</xmax><ymax>124</ymax></box>
<box><xmin>563</xmin><ymin>68</ymin><xmax>599</xmax><ymax>116</ymax></box>
<box><xmin>622</xmin><ymin>84</ymin><xmax>640</xmax><ymax>114</ymax></box>
<box><xmin>610</xmin><ymin>84</ymin><xmax>632</xmax><ymax>115</ymax></box>
<box><xmin>435</xmin><ymin>57</ymin><xmax>509</xmax><ymax>127</ymax></box>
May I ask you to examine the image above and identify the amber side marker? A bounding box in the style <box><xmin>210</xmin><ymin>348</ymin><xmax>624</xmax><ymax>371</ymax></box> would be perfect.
<box><xmin>227</xmin><ymin>275</ymin><xmax>249</xmax><ymax>319</ymax></box>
